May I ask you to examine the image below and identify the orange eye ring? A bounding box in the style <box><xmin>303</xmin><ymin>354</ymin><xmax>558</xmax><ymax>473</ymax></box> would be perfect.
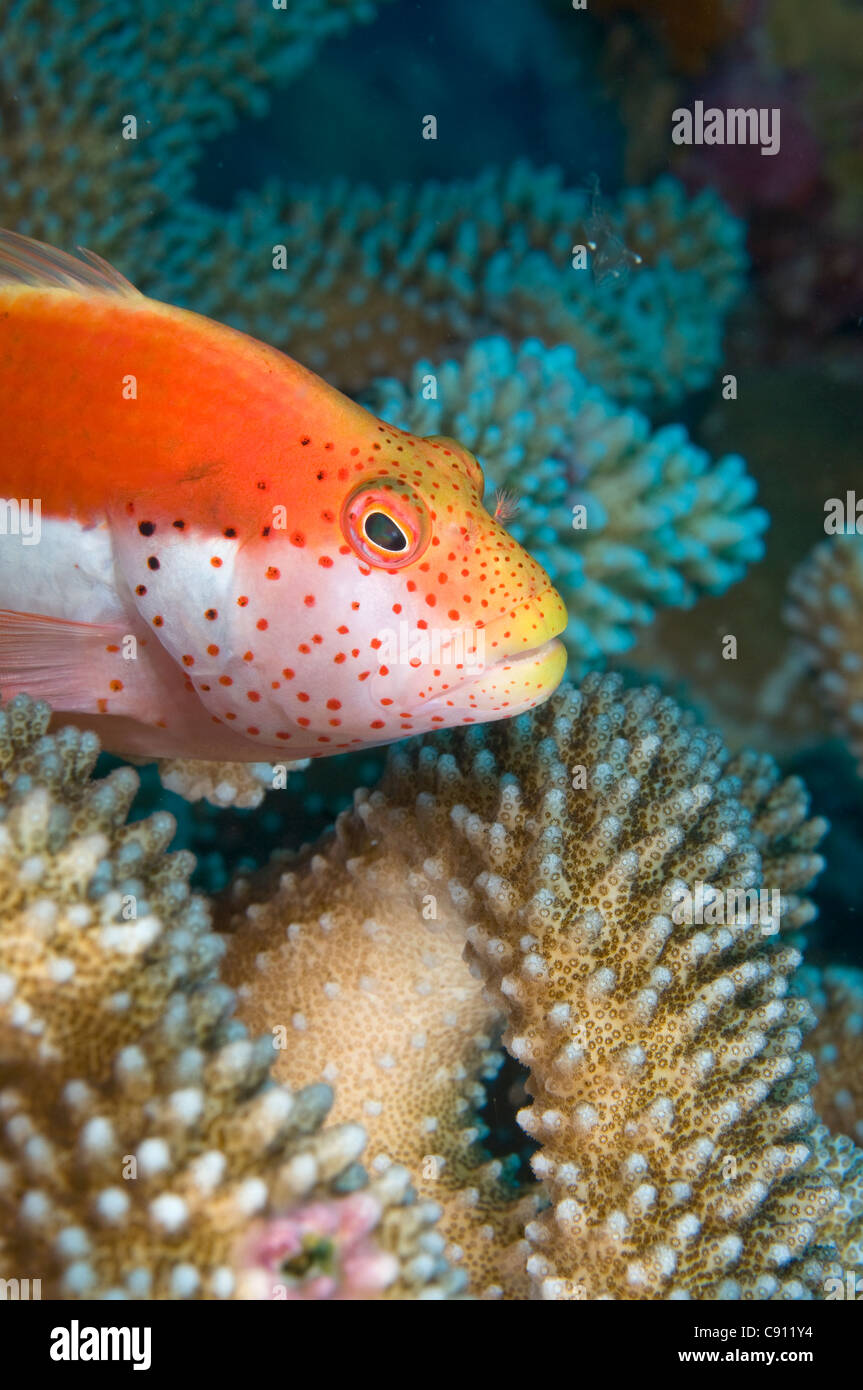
<box><xmin>340</xmin><ymin>480</ymin><xmax>430</xmax><ymax>569</ymax></box>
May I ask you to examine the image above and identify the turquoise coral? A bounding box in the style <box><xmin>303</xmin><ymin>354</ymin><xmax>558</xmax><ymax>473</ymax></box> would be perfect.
<box><xmin>152</xmin><ymin>166</ymin><xmax>746</xmax><ymax>406</ymax></box>
<box><xmin>1</xmin><ymin>0</ymin><xmax>394</xmax><ymax>255</ymax></box>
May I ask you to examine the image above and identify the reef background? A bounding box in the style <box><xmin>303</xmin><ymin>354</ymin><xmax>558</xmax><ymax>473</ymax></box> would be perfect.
<box><xmin>5</xmin><ymin>0</ymin><xmax>863</xmax><ymax>1302</ymax></box>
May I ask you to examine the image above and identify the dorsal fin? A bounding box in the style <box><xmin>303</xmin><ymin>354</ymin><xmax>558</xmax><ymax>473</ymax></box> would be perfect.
<box><xmin>0</xmin><ymin>227</ymin><xmax>141</xmax><ymax>298</ymax></box>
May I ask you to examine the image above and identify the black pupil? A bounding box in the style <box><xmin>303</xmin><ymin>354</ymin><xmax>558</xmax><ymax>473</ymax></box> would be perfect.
<box><xmin>364</xmin><ymin>510</ymin><xmax>407</xmax><ymax>552</ymax></box>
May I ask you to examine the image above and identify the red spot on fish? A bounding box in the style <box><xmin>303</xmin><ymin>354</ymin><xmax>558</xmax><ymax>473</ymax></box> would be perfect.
<box><xmin>237</xmin><ymin>596</ymin><xmax>248</xmax><ymax>607</ymax></box>
<box><xmin>319</xmin><ymin>556</ymin><xmax>333</xmax><ymax>568</ymax></box>
<box><xmin>207</xmin><ymin>644</ymin><xmax>219</xmax><ymax>656</ymax></box>
<box><xmin>256</xmin><ymin>619</ymin><xmax>268</xmax><ymax>630</ymax></box>
<box><xmin>266</xmin><ymin>567</ymin><xmax>280</xmax><ymax>580</ymax></box>
<box><xmin>304</xmin><ymin>595</ymin><xmax>315</xmax><ymax>607</ymax></box>
<box><xmin>211</xmin><ymin>556</ymin><xmax>222</xmax><ymax>567</ymax></box>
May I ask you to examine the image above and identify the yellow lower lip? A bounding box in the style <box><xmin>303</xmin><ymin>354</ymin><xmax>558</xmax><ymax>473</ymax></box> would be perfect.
<box><xmin>425</xmin><ymin>634</ymin><xmax>567</xmax><ymax>715</ymax></box>
<box><xmin>483</xmin><ymin>635</ymin><xmax>567</xmax><ymax>695</ymax></box>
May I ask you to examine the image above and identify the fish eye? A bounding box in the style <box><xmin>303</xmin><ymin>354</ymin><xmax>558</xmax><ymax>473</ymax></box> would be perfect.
<box><xmin>363</xmin><ymin>510</ymin><xmax>408</xmax><ymax>553</ymax></box>
<box><xmin>341</xmin><ymin>480</ymin><xmax>430</xmax><ymax>569</ymax></box>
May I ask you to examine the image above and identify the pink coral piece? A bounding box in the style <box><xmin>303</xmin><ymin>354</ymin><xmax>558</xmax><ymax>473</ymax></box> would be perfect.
<box><xmin>242</xmin><ymin>1190</ymin><xmax>399</xmax><ymax>1300</ymax></box>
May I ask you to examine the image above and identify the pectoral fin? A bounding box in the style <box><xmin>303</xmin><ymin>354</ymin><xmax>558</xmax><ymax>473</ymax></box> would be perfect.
<box><xmin>0</xmin><ymin>609</ymin><xmax>130</xmax><ymax>711</ymax></box>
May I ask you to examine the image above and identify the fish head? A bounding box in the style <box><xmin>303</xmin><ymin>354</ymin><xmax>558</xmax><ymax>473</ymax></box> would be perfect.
<box><xmin>333</xmin><ymin>431</ymin><xmax>569</xmax><ymax>735</ymax></box>
<box><xmin>219</xmin><ymin>426</ymin><xmax>568</xmax><ymax>753</ymax></box>
<box><xmin>114</xmin><ymin>420</ymin><xmax>567</xmax><ymax>758</ymax></box>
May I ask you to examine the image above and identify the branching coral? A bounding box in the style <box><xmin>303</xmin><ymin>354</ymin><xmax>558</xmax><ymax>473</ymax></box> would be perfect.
<box><xmin>363</xmin><ymin>337</ymin><xmax>767</xmax><ymax>668</ymax></box>
<box><xmin>0</xmin><ymin>695</ymin><xmax>459</xmax><ymax>1299</ymax></box>
<box><xmin>796</xmin><ymin>964</ymin><xmax>863</xmax><ymax>1148</ymax></box>
<box><xmin>224</xmin><ymin>672</ymin><xmax>860</xmax><ymax>1298</ymax></box>
<box><xmin>4</xmin><ymin>3</ymin><xmax>746</xmax><ymax>410</ymax></box>
<box><xmin>155</xmin><ymin>167</ymin><xmax>745</xmax><ymax>406</ymax></box>
<box><xmin>785</xmin><ymin>534</ymin><xmax>863</xmax><ymax>774</ymax></box>
<box><xmin>1</xmin><ymin>0</ymin><xmax>395</xmax><ymax>257</ymax></box>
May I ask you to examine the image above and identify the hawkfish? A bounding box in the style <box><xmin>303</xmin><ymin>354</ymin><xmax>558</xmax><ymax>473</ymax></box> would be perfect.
<box><xmin>0</xmin><ymin>229</ymin><xmax>567</xmax><ymax>762</ymax></box>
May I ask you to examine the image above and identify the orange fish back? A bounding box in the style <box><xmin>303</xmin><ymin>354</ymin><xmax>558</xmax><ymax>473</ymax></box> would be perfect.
<box><xmin>0</xmin><ymin>230</ymin><xmax>376</xmax><ymax>532</ymax></box>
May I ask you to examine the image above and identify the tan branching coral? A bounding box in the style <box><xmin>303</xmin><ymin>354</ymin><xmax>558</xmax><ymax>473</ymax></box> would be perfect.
<box><xmin>814</xmin><ymin>1129</ymin><xmax>863</xmax><ymax>1273</ymax></box>
<box><xmin>157</xmin><ymin>756</ymin><xmax>308</xmax><ymax>809</ymax></box>
<box><xmin>0</xmin><ymin>695</ymin><xmax>459</xmax><ymax>1299</ymax></box>
<box><xmin>222</xmin><ymin>796</ymin><xmax>535</xmax><ymax>1299</ymax></box>
<box><xmin>798</xmin><ymin>964</ymin><xmax>863</xmax><ymax>1147</ymax></box>
<box><xmin>225</xmin><ymin>673</ymin><xmax>856</xmax><ymax>1298</ymax></box>
<box><xmin>3</xmin><ymin>683</ymin><xmax>860</xmax><ymax>1299</ymax></box>
<box><xmin>786</xmin><ymin>533</ymin><xmax>863</xmax><ymax>773</ymax></box>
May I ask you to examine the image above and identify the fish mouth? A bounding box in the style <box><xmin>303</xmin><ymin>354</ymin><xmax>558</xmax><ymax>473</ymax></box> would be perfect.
<box><xmin>423</xmin><ymin>636</ymin><xmax>567</xmax><ymax>715</ymax></box>
<box><xmin>423</xmin><ymin>586</ymin><xmax>569</xmax><ymax>715</ymax></box>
